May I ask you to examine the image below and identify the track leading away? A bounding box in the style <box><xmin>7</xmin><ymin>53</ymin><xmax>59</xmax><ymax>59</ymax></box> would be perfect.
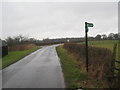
<box><xmin>2</xmin><ymin>45</ymin><xmax>65</xmax><ymax>88</ymax></box>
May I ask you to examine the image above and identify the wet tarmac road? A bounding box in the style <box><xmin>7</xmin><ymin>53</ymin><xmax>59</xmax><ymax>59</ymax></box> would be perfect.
<box><xmin>2</xmin><ymin>45</ymin><xmax>65</xmax><ymax>88</ymax></box>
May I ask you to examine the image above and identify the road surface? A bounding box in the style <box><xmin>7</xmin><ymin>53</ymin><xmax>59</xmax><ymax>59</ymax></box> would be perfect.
<box><xmin>2</xmin><ymin>45</ymin><xmax>65</xmax><ymax>88</ymax></box>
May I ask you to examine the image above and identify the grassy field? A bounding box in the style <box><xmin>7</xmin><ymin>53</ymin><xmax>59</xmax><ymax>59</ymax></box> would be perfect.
<box><xmin>1</xmin><ymin>46</ymin><xmax>40</xmax><ymax>69</ymax></box>
<box><xmin>78</xmin><ymin>40</ymin><xmax>119</xmax><ymax>44</ymax></box>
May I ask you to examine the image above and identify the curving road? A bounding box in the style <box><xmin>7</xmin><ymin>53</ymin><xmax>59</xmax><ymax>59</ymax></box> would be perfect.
<box><xmin>2</xmin><ymin>45</ymin><xmax>65</xmax><ymax>88</ymax></box>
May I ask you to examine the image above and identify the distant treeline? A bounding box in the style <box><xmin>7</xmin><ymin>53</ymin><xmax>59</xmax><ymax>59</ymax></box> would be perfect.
<box><xmin>2</xmin><ymin>32</ymin><xmax>120</xmax><ymax>46</ymax></box>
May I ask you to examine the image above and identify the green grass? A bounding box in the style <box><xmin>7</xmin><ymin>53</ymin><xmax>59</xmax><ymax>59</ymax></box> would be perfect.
<box><xmin>88</xmin><ymin>40</ymin><xmax>119</xmax><ymax>44</ymax></box>
<box><xmin>56</xmin><ymin>46</ymin><xmax>88</xmax><ymax>88</ymax></box>
<box><xmin>1</xmin><ymin>46</ymin><xmax>40</xmax><ymax>69</ymax></box>
<box><xmin>78</xmin><ymin>40</ymin><xmax>119</xmax><ymax>45</ymax></box>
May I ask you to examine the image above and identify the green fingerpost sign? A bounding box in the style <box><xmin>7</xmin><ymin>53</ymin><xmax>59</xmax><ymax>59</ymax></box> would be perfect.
<box><xmin>87</xmin><ymin>23</ymin><xmax>93</xmax><ymax>27</ymax></box>
<box><xmin>87</xmin><ymin>23</ymin><xmax>94</xmax><ymax>27</ymax></box>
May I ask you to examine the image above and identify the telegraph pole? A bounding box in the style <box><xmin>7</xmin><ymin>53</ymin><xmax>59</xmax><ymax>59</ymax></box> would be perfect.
<box><xmin>85</xmin><ymin>22</ymin><xmax>94</xmax><ymax>72</ymax></box>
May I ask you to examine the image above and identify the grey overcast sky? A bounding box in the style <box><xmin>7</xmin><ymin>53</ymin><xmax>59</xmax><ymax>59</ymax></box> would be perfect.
<box><xmin>1</xmin><ymin>2</ymin><xmax>118</xmax><ymax>40</ymax></box>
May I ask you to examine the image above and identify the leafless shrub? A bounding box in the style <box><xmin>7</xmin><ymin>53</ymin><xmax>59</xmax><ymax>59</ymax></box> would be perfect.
<box><xmin>63</xmin><ymin>43</ymin><xmax>112</xmax><ymax>80</ymax></box>
<box><xmin>9</xmin><ymin>44</ymin><xmax>36</xmax><ymax>51</ymax></box>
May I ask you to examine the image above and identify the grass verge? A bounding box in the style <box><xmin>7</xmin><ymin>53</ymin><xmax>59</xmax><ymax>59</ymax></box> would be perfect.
<box><xmin>1</xmin><ymin>46</ymin><xmax>40</xmax><ymax>69</ymax></box>
<box><xmin>56</xmin><ymin>45</ymin><xmax>88</xmax><ymax>88</ymax></box>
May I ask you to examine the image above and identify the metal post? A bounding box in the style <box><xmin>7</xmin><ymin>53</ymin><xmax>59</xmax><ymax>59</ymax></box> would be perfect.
<box><xmin>85</xmin><ymin>22</ymin><xmax>88</xmax><ymax>72</ymax></box>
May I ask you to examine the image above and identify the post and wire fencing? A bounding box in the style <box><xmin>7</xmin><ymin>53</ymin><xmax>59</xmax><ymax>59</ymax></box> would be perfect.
<box><xmin>108</xmin><ymin>44</ymin><xmax>120</xmax><ymax>88</ymax></box>
<box><xmin>111</xmin><ymin>44</ymin><xmax>120</xmax><ymax>72</ymax></box>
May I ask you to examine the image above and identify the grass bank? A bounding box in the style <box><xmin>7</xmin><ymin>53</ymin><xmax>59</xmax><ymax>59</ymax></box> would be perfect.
<box><xmin>56</xmin><ymin>44</ymin><xmax>115</xmax><ymax>88</ymax></box>
<box><xmin>1</xmin><ymin>46</ymin><xmax>40</xmax><ymax>69</ymax></box>
<box><xmin>56</xmin><ymin>46</ymin><xmax>89</xmax><ymax>88</ymax></box>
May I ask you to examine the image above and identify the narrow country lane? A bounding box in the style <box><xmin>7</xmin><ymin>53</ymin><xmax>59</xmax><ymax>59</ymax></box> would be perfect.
<box><xmin>2</xmin><ymin>45</ymin><xmax>65</xmax><ymax>88</ymax></box>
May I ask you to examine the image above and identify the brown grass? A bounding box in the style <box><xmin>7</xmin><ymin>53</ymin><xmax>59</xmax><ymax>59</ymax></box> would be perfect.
<box><xmin>63</xmin><ymin>43</ymin><xmax>113</xmax><ymax>83</ymax></box>
<box><xmin>9</xmin><ymin>44</ymin><xmax>36</xmax><ymax>51</ymax></box>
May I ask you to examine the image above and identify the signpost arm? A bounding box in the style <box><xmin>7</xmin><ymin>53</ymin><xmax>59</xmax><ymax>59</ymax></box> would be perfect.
<box><xmin>85</xmin><ymin>22</ymin><xmax>89</xmax><ymax>72</ymax></box>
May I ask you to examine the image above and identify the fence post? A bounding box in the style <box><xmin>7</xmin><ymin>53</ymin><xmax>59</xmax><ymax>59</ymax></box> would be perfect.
<box><xmin>111</xmin><ymin>44</ymin><xmax>117</xmax><ymax>73</ymax></box>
